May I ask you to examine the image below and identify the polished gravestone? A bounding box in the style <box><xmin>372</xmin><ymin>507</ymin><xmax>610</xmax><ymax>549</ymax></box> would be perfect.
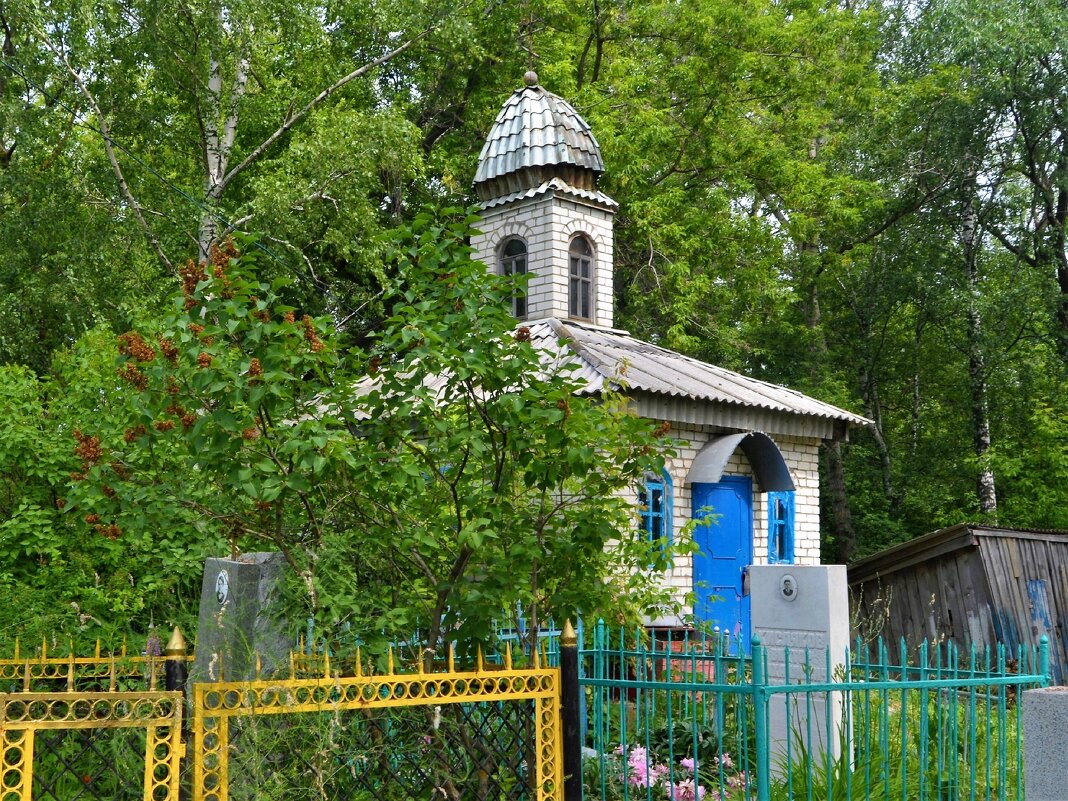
<box><xmin>192</xmin><ymin>552</ymin><xmax>291</xmax><ymax>682</ymax></box>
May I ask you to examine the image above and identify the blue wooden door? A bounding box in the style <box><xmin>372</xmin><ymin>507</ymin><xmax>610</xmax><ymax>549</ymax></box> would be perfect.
<box><xmin>693</xmin><ymin>476</ymin><xmax>753</xmax><ymax>652</ymax></box>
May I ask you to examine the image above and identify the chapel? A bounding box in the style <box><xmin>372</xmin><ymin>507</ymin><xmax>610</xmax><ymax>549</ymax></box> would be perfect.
<box><xmin>471</xmin><ymin>72</ymin><xmax>868</xmax><ymax>645</ymax></box>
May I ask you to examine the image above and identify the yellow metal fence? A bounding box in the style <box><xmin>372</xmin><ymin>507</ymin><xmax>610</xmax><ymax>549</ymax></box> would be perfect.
<box><xmin>193</xmin><ymin>649</ymin><xmax>562</xmax><ymax>801</ymax></box>
<box><xmin>0</xmin><ymin>637</ymin><xmax>563</xmax><ymax>801</ymax></box>
<box><xmin>0</xmin><ymin>690</ymin><xmax>184</xmax><ymax>801</ymax></box>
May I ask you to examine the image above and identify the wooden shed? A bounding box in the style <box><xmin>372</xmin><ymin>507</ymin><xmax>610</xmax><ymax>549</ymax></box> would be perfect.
<box><xmin>848</xmin><ymin>524</ymin><xmax>1068</xmax><ymax>683</ymax></box>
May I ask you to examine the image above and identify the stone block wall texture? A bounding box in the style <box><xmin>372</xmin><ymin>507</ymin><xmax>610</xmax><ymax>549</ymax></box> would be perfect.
<box><xmin>472</xmin><ymin>193</ymin><xmax>615</xmax><ymax>327</ymax></box>
<box><xmin>1022</xmin><ymin>687</ymin><xmax>1068</xmax><ymax>801</ymax></box>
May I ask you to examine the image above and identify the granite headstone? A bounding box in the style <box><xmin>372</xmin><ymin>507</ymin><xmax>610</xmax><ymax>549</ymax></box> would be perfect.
<box><xmin>1022</xmin><ymin>686</ymin><xmax>1068</xmax><ymax>801</ymax></box>
<box><xmin>750</xmin><ymin>564</ymin><xmax>851</xmax><ymax>771</ymax></box>
<box><xmin>192</xmin><ymin>552</ymin><xmax>291</xmax><ymax>682</ymax></box>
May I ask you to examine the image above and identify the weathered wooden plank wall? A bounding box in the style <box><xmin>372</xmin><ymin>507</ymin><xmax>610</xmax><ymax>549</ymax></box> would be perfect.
<box><xmin>849</xmin><ymin>525</ymin><xmax>1068</xmax><ymax>683</ymax></box>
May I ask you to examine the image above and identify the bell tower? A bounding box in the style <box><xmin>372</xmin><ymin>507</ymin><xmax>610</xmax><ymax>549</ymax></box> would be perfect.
<box><xmin>471</xmin><ymin>72</ymin><xmax>617</xmax><ymax>327</ymax></box>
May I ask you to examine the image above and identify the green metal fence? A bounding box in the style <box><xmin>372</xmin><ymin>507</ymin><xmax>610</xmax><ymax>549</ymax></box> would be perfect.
<box><xmin>579</xmin><ymin>621</ymin><xmax>1051</xmax><ymax>801</ymax></box>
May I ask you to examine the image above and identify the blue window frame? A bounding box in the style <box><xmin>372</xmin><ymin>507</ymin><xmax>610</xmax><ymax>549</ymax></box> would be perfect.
<box><xmin>639</xmin><ymin>470</ymin><xmax>673</xmax><ymax>547</ymax></box>
<box><xmin>768</xmin><ymin>490</ymin><xmax>795</xmax><ymax>564</ymax></box>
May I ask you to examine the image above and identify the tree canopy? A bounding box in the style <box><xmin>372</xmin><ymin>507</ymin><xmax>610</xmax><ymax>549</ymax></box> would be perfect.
<box><xmin>1</xmin><ymin>0</ymin><xmax>1067</xmax><ymax>640</ymax></box>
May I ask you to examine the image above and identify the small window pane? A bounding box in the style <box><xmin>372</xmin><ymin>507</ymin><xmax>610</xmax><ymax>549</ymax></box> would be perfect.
<box><xmin>569</xmin><ymin>237</ymin><xmax>593</xmax><ymax>320</ymax></box>
<box><xmin>768</xmin><ymin>491</ymin><xmax>795</xmax><ymax>564</ymax></box>
<box><xmin>639</xmin><ymin>472</ymin><xmax>672</xmax><ymax>555</ymax></box>
<box><xmin>500</xmin><ymin>238</ymin><xmax>528</xmax><ymax>318</ymax></box>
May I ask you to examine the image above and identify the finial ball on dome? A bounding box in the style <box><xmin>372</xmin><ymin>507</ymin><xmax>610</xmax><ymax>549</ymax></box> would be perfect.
<box><xmin>523</xmin><ymin>70</ymin><xmax>539</xmax><ymax>87</ymax></box>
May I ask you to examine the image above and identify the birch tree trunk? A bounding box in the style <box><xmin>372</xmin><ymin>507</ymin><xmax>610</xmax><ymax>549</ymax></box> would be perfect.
<box><xmin>198</xmin><ymin>14</ymin><xmax>249</xmax><ymax>262</ymax></box>
<box><xmin>961</xmin><ymin>170</ymin><xmax>997</xmax><ymax>516</ymax></box>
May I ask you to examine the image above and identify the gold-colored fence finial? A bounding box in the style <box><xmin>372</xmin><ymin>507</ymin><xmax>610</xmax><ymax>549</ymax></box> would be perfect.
<box><xmin>561</xmin><ymin>619</ymin><xmax>577</xmax><ymax>647</ymax></box>
<box><xmin>165</xmin><ymin>627</ymin><xmax>187</xmax><ymax>657</ymax></box>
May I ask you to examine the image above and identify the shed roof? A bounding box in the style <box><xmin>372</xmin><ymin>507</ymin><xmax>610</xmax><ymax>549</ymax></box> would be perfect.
<box><xmin>848</xmin><ymin>523</ymin><xmax>1068</xmax><ymax>583</ymax></box>
<box><xmin>474</xmin><ymin>78</ymin><xmax>604</xmax><ymax>186</ymax></box>
<box><xmin>528</xmin><ymin>319</ymin><xmax>870</xmax><ymax>425</ymax></box>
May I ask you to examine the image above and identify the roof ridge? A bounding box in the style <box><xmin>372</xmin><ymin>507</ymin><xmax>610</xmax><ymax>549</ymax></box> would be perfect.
<box><xmin>556</xmin><ymin>322</ymin><xmax>870</xmax><ymax>424</ymax></box>
<box><xmin>548</xmin><ymin>319</ymin><xmax>621</xmax><ymax>387</ymax></box>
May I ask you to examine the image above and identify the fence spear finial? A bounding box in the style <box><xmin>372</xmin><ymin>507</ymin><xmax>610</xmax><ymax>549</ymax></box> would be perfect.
<box><xmin>165</xmin><ymin>627</ymin><xmax>187</xmax><ymax>657</ymax></box>
<box><xmin>562</xmin><ymin>619</ymin><xmax>577</xmax><ymax>648</ymax></box>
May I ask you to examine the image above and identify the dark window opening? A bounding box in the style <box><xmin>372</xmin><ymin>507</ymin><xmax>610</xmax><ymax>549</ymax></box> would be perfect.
<box><xmin>500</xmin><ymin>237</ymin><xmax>527</xmax><ymax>318</ymax></box>
<box><xmin>569</xmin><ymin>236</ymin><xmax>593</xmax><ymax>319</ymax></box>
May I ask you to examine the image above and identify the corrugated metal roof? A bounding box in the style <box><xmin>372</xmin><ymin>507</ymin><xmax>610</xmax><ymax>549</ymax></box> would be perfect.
<box><xmin>528</xmin><ymin>318</ymin><xmax>870</xmax><ymax>425</ymax></box>
<box><xmin>350</xmin><ymin>319</ymin><xmax>869</xmax><ymax>428</ymax></box>
<box><xmin>479</xmin><ymin>177</ymin><xmax>618</xmax><ymax>211</ymax></box>
<box><xmin>474</xmin><ymin>82</ymin><xmax>604</xmax><ymax>185</ymax></box>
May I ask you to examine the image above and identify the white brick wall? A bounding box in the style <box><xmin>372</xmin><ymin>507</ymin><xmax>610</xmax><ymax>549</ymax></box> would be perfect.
<box><xmin>472</xmin><ymin>192</ymin><xmax>616</xmax><ymax>327</ymax></box>
<box><xmin>649</xmin><ymin>423</ymin><xmax>823</xmax><ymax>615</ymax></box>
<box><xmin>471</xmin><ymin>182</ymin><xmax>828</xmax><ymax>625</ymax></box>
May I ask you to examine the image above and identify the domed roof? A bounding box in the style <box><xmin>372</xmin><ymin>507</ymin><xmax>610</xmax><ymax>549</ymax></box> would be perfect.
<box><xmin>474</xmin><ymin>73</ymin><xmax>605</xmax><ymax>187</ymax></box>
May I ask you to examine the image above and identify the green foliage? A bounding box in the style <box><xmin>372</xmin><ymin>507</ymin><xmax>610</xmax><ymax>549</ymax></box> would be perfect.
<box><xmin>3</xmin><ymin>0</ymin><xmax>1068</xmax><ymax>613</ymax></box>
<box><xmin>66</xmin><ymin>209</ymin><xmax>679</xmax><ymax>651</ymax></box>
<box><xmin>992</xmin><ymin>399</ymin><xmax>1068</xmax><ymax>529</ymax></box>
<box><xmin>771</xmin><ymin>686</ymin><xmax>1022</xmax><ymax>801</ymax></box>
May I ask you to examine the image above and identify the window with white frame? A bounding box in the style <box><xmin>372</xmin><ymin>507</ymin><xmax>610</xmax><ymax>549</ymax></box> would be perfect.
<box><xmin>500</xmin><ymin>237</ymin><xmax>528</xmax><ymax>318</ymax></box>
<box><xmin>768</xmin><ymin>490</ymin><xmax>795</xmax><ymax>564</ymax></box>
<box><xmin>568</xmin><ymin>235</ymin><xmax>593</xmax><ymax>319</ymax></box>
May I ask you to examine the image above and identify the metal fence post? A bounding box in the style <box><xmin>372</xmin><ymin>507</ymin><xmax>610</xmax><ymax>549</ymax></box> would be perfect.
<box><xmin>1039</xmin><ymin>634</ymin><xmax>1050</xmax><ymax>685</ymax></box>
<box><xmin>165</xmin><ymin>626</ymin><xmax>188</xmax><ymax>694</ymax></box>
<box><xmin>560</xmin><ymin>619</ymin><xmax>582</xmax><ymax>801</ymax></box>
<box><xmin>752</xmin><ymin>633</ymin><xmax>771</xmax><ymax>801</ymax></box>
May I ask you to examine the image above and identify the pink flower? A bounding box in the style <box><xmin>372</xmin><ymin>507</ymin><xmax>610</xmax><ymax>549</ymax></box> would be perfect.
<box><xmin>679</xmin><ymin>757</ymin><xmax>696</xmax><ymax>773</ymax></box>
<box><xmin>666</xmin><ymin>778</ymin><xmax>706</xmax><ymax>801</ymax></box>
<box><xmin>728</xmin><ymin>770</ymin><xmax>747</xmax><ymax>789</ymax></box>
<box><xmin>620</xmin><ymin>746</ymin><xmax>669</xmax><ymax>789</ymax></box>
<box><xmin>717</xmin><ymin>752</ymin><xmax>734</xmax><ymax>770</ymax></box>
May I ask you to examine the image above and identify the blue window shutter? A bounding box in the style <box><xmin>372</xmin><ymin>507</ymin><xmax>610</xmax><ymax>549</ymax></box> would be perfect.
<box><xmin>768</xmin><ymin>490</ymin><xmax>795</xmax><ymax>564</ymax></box>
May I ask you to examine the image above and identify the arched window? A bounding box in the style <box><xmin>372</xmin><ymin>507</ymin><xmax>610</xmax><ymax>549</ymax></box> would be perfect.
<box><xmin>500</xmin><ymin>237</ymin><xmax>527</xmax><ymax>318</ymax></box>
<box><xmin>639</xmin><ymin>470</ymin><xmax>673</xmax><ymax>551</ymax></box>
<box><xmin>768</xmin><ymin>490</ymin><xmax>795</xmax><ymax>564</ymax></box>
<box><xmin>568</xmin><ymin>236</ymin><xmax>593</xmax><ymax>320</ymax></box>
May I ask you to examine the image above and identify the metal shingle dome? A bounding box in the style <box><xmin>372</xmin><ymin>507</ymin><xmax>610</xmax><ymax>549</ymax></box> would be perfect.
<box><xmin>474</xmin><ymin>73</ymin><xmax>605</xmax><ymax>199</ymax></box>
